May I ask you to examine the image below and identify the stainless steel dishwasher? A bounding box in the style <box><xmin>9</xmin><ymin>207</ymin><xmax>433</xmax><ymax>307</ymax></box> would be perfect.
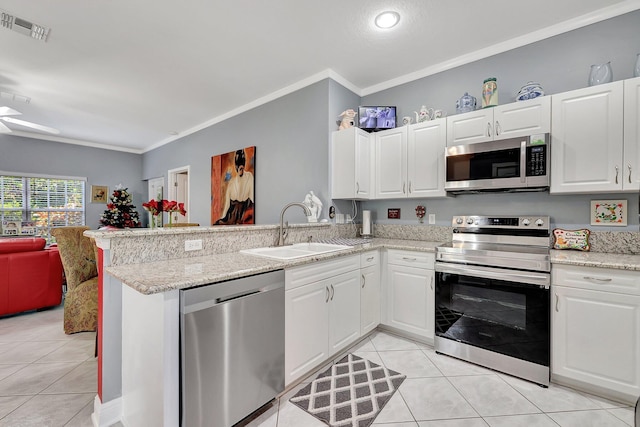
<box><xmin>180</xmin><ymin>270</ymin><xmax>285</xmax><ymax>427</ymax></box>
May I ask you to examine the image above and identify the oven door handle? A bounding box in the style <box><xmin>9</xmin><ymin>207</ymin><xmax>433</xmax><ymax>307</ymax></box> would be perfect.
<box><xmin>435</xmin><ymin>262</ymin><xmax>550</xmax><ymax>288</ymax></box>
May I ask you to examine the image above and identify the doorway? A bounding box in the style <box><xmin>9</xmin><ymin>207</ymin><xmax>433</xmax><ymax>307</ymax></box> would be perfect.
<box><xmin>168</xmin><ymin>166</ymin><xmax>190</xmax><ymax>224</ymax></box>
<box><xmin>147</xmin><ymin>177</ymin><xmax>164</xmax><ymax>227</ymax></box>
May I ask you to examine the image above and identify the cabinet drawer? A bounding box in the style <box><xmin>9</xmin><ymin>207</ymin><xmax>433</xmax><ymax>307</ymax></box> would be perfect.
<box><xmin>387</xmin><ymin>249</ymin><xmax>434</xmax><ymax>269</ymax></box>
<box><xmin>286</xmin><ymin>254</ymin><xmax>359</xmax><ymax>290</ymax></box>
<box><xmin>552</xmin><ymin>264</ymin><xmax>640</xmax><ymax>296</ymax></box>
<box><xmin>360</xmin><ymin>250</ymin><xmax>379</xmax><ymax>267</ymax></box>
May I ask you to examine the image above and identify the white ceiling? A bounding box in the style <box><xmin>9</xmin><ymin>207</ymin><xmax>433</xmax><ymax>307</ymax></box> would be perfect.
<box><xmin>1</xmin><ymin>0</ymin><xmax>638</xmax><ymax>153</ymax></box>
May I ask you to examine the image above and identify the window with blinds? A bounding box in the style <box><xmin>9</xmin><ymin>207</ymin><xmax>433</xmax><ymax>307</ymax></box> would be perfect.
<box><xmin>0</xmin><ymin>174</ymin><xmax>85</xmax><ymax>241</ymax></box>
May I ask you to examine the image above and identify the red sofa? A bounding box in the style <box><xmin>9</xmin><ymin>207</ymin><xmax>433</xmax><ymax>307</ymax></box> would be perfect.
<box><xmin>0</xmin><ymin>237</ymin><xmax>64</xmax><ymax>316</ymax></box>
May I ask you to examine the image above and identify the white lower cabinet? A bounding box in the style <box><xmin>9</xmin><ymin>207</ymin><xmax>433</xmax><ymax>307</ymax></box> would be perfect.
<box><xmin>285</xmin><ymin>255</ymin><xmax>361</xmax><ymax>385</ymax></box>
<box><xmin>360</xmin><ymin>251</ymin><xmax>380</xmax><ymax>335</ymax></box>
<box><xmin>552</xmin><ymin>264</ymin><xmax>640</xmax><ymax>403</ymax></box>
<box><xmin>384</xmin><ymin>250</ymin><xmax>435</xmax><ymax>342</ymax></box>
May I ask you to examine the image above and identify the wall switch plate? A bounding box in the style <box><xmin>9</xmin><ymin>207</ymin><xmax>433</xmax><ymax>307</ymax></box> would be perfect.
<box><xmin>429</xmin><ymin>214</ymin><xmax>436</xmax><ymax>224</ymax></box>
<box><xmin>185</xmin><ymin>239</ymin><xmax>203</xmax><ymax>251</ymax></box>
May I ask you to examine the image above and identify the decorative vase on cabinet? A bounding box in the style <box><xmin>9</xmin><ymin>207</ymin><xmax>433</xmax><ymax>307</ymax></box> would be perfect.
<box><xmin>588</xmin><ymin>62</ymin><xmax>613</xmax><ymax>86</ymax></box>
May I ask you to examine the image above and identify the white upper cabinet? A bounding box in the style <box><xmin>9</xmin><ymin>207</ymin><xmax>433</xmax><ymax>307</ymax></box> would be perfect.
<box><xmin>375</xmin><ymin>121</ymin><xmax>447</xmax><ymax>199</ymax></box>
<box><xmin>447</xmin><ymin>97</ymin><xmax>551</xmax><ymax>146</ymax></box>
<box><xmin>331</xmin><ymin>127</ymin><xmax>375</xmax><ymax>199</ymax></box>
<box><xmin>623</xmin><ymin>76</ymin><xmax>640</xmax><ymax>191</ymax></box>
<box><xmin>446</xmin><ymin>108</ymin><xmax>493</xmax><ymax>146</ymax></box>
<box><xmin>407</xmin><ymin>120</ymin><xmax>447</xmax><ymax>198</ymax></box>
<box><xmin>550</xmin><ymin>81</ymin><xmax>625</xmax><ymax>194</ymax></box>
<box><xmin>375</xmin><ymin>127</ymin><xmax>408</xmax><ymax>199</ymax></box>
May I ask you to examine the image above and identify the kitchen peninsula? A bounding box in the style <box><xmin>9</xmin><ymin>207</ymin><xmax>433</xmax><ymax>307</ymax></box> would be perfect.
<box><xmin>86</xmin><ymin>224</ymin><xmax>640</xmax><ymax>427</ymax></box>
<box><xmin>87</xmin><ymin>223</ymin><xmax>446</xmax><ymax>427</ymax></box>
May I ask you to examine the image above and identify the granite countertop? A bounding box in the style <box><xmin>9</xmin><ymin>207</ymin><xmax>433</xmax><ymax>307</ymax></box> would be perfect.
<box><xmin>550</xmin><ymin>249</ymin><xmax>640</xmax><ymax>271</ymax></box>
<box><xmin>105</xmin><ymin>239</ymin><xmax>640</xmax><ymax>295</ymax></box>
<box><xmin>106</xmin><ymin>238</ymin><xmax>442</xmax><ymax>295</ymax></box>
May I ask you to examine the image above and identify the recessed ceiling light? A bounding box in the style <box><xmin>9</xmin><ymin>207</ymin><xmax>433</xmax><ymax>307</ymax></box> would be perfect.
<box><xmin>375</xmin><ymin>11</ymin><xmax>400</xmax><ymax>29</ymax></box>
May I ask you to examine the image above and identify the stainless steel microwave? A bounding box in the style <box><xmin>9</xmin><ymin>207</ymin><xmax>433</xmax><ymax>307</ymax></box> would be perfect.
<box><xmin>445</xmin><ymin>134</ymin><xmax>549</xmax><ymax>193</ymax></box>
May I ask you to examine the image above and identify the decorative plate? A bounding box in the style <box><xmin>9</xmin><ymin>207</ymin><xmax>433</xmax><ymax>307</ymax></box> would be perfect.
<box><xmin>515</xmin><ymin>81</ymin><xmax>544</xmax><ymax>101</ymax></box>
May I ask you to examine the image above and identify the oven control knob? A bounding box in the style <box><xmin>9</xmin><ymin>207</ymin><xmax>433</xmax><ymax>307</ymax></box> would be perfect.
<box><xmin>466</xmin><ymin>218</ymin><xmax>474</xmax><ymax>225</ymax></box>
<box><xmin>522</xmin><ymin>218</ymin><xmax>531</xmax><ymax>226</ymax></box>
<box><xmin>535</xmin><ymin>218</ymin><xmax>545</xmax><ymax>227</ymax></box>
<box><xmin>456</xmin><ymin>217</ymin><xmax>464</xmax><ymax>225</ymax></box>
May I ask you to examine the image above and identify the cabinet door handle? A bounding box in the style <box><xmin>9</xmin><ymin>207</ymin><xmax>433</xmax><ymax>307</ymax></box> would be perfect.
<box><xmin>583</xmin><ymin>276</ymin><xmax>613</xmax><ymax>282</ymax></box>
<box><xmin>628</xmin><ymin>164</ymin><xmax>632</xmax><ymax>184</ymax></box>
<box><xmin>495</xmin><ymin>120</ymin><xmax>501</xmax><ymax>135</ymax></box>
<box><xmin>409</xmin><ymin>181</ymin><xmax>412</xmax><ymax>194</ymax></box>
<box><xmin>487</xmin><ymin>122</ymin><xmax>492</xmax><ymax>137</ymax></box>
<box><xmin>615</xmin><ymin>165</ymin><xmax>619</xmax><ymax>184</ymax></box>
<box><xmin>366</xmin><ymin>256</ymin><xmax>374</xmax><ymax>262</ymax></box>
<box><xmin>430</xmin><ymin>276</ymin><xmax>434</xmax><ymax>290</ymax></box>
<box><xmin>403</xmin><ymin>182</ymin><xmax>406</xmax><ymax>194</ymax></box>
<box><xmin>402</xmin><ymin>257</ymin><xmax>417</xmax><ymax>261</ymax></box>
<box><xmin>325</xmin><ymin>286</ymin><xmax>330</xmax><ymax>303</ymax></box>
<box><xmin>555</xmin><ymin>293</ymin><xmax>559</xmax><ymax>312</ymax></box>
<box><xmin>356</xmin><ymin>182</ymin><xmax>360</xmax><ymax>193</ymax></box>
<box><xmin>361</xmin><ymin>274</ymin><xmax>366</xmax><ymax>288</ymax></box>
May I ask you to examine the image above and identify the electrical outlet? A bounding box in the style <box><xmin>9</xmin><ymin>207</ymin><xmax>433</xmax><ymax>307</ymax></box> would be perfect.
<box><xmin>428</xmin><ymin>214</ymin><xmax>436</xmax><ymax>224</ymax></box>
<box><xmin>185</xmin><ymin>239</ymin><xmax>203</xmax><ymax>251</ymax></box>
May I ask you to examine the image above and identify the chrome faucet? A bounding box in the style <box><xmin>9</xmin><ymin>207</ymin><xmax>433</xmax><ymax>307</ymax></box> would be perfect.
<box><xmin>278</xmin><ymin>202</ymin><xmax>311</xmax><ymax>246</ymax></box>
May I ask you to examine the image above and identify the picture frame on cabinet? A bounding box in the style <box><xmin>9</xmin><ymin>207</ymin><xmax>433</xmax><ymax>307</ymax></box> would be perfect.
<box><xmin>590</xmin><ymin>199</ymin><xmax>627</xmax><ymax>226</ymax></box>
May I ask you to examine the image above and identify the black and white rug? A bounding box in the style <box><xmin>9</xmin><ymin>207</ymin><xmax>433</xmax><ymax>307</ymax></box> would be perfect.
<box><xmin>290</xmin><ymin>354</ymin><xmax>406</xmax><ymax>427</ymax></box>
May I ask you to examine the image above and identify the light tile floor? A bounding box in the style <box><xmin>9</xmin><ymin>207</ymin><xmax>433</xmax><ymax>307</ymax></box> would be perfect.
<box><xmin>1</xmin><ymin>307</ymin><xmax>635</xmax><ymax>427</ymax></box>
<box><xmin>245</xmin><ymin>330</ymin><xmax>636</xmax><ymax>427</ymax></box>
<box><xmin>0</xmin><ymin>304</ymin><xmax>98</xmax><ymax>427</ymax></box>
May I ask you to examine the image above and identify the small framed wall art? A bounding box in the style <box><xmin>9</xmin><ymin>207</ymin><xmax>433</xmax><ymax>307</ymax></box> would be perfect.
<box><xmin>590</xmin><ymin>199</ymin><xmax>627</xmax><ymax>226</ymax></box>
<box><xmin>91</xmin><ymin>185</ymin><xmax>108</xmax><ymax>203</ymax></box>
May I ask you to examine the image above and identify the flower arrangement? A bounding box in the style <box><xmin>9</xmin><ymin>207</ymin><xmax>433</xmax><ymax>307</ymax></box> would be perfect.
<box><xmin>163</xmin><ymin>200</ymin><xmax>187</xmax><ymax>225</ymax></box>
<box><xmin>142</xmin><ymin>199</ymin><xmax>186</xmax><ymax>227</ymax></box>
<box><xmin>99</xmin><ymin>186</ymin><xmax>141</xmax><ymax>228</ymax></box>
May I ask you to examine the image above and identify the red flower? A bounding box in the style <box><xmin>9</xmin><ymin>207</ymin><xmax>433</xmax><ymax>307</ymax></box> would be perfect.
<box><xmin>143</xmin><ymin>199</ymin><xmax>160</xmax><ymax>215</ymax></box>
<box><xmin>177</xmin><ymin>202</ymin><xmax>187</xmax><ymax>216</ymax></box>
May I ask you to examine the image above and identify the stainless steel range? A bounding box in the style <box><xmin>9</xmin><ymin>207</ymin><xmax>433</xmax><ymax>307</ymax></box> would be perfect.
<box><xmin>435</xmin><ymin>215</ymin><xmax>551</xmax><ymax>386</ymax></box>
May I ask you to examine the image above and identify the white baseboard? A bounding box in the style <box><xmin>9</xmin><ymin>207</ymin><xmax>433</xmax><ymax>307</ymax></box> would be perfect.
<box><xmin>92</xmin><ymin>394</ymin><xmax>123</xmax><ymax>427</ymax></box>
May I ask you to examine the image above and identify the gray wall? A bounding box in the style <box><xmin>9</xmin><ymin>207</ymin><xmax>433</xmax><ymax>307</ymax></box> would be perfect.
<box><xmin>2</xmin><ymin>10</ymin><xmax>639</xmax><ymax>231</ymax></box>
<box><xmin>142</xmin><ymin>80</ymin><xmax>334</xmax><ymax>225</ymax></box>
<box><xmin>359</xmin><ymin>9</ymin><xmax>640</xmax><ymax>230</ymax></box>
<box><xmin>0</xmin><ymin>134</ymin><xmax>143</xmax><ymax>230</ymax></box>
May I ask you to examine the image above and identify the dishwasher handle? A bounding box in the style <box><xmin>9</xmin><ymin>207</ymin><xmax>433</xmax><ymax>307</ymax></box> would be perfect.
<box><xmin>181</xmin><ymin>270</ymin><xmax>285</xmax><ymax>314</ymax></box>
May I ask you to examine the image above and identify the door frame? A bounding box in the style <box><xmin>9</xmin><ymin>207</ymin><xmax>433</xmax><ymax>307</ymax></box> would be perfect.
<box><xmin>168</xmin><ymin>165</ymin><xmax>191</xmax><ymax>223</ymax></box>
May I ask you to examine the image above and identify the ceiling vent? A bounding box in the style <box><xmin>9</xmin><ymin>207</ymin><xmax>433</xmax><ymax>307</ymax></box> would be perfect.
<box><xmin>1</xmin><ymin>9</ymin><xmax>50</xmax><ymax>41</ymax></box>
<box><xmin>0</xmin><ymin>91</ymin><xmax>31</xmax><ymax>104</ymax></box>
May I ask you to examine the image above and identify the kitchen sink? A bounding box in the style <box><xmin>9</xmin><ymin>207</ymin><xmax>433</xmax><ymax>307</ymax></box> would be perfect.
<box><xmin>240</xmin><ymin>242</ymin><xmax>353</xmax><ymax>260</ymax></box>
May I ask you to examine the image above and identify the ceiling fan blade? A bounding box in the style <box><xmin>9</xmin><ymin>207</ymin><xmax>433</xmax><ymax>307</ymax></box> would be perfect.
<box><xmin>0</xmin><ymin>121</ymin><xmax>11</xmax><ymax>133</ymax></box>
<box><xmin>0</xmin><ymin>107</ymin><xmax>21</xmax><ymax>116</ymax></box>
<box><xmin>1</xmin><ymin>117</ymin><xmax>60</xmax><ymax>134</ymax></box>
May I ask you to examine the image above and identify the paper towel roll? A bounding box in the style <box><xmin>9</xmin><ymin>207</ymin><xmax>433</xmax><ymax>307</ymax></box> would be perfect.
<box><xmin>362</xmin><ymin>210</ymin><xmax>372</xmax><ymax>236</ymax></box>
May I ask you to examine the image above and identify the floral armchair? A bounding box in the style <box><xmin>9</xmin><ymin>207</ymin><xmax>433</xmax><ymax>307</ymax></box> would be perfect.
<box><xmin>51</xmin><ymin>226</ymin><xmax>98</xmax><ymax>334</ymax></box>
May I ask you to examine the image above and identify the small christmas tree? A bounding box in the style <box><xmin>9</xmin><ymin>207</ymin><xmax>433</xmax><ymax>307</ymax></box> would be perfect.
<box><xmin>99</xmin><ymin>186</ymin><xmax>141</xmax><ymax>228</ymax></box>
